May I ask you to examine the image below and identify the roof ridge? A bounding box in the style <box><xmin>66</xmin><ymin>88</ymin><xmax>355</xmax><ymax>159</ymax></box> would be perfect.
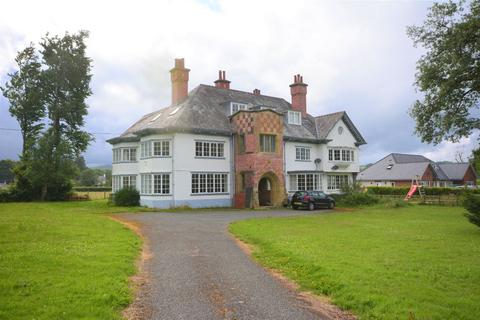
<box><xmin>198</xmin><ymin>84</ymin><xmax>290</xmax><ymax>103</ymax></box>
<box><xmin>314</xmin><ymin>111</ymin><xmax>345</xmax><ymax>119</ymax></box>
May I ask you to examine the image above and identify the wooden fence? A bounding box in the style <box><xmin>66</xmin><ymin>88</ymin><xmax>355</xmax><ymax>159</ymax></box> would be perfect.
<box><xmin>72</xmin><ymin>191</ymin><xmax>112</xmax><ymax>200</ymax></box>
<box><xmin>375</xmin><ymin>194</ymin><xmax>462</xmax><ymax>206</ymax></box>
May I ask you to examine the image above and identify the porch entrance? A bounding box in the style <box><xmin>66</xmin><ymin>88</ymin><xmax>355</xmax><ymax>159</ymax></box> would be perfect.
<box><xmin>258</xmin><ymin>177</ymin><xmax>272</xmax><ymax>206</ymax></box>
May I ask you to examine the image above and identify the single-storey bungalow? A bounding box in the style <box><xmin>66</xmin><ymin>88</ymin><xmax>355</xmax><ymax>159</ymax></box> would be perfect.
<box><xmin>357</xmin><ymin>153</ymin><xmax>477</xmax><ymax>187</ymax></box>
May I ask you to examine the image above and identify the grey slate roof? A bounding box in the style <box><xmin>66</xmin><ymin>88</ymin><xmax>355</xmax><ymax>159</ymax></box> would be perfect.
<box><xmin>357</xmin><ymin>156</ymin><xmax>432</xmax><ymax>181</ymax></box>
<box><xmin>357</xmin><ymin>153</ymin><xmax>473</xmax><ymax>182</ymax></box>
<box><xmin>107</xmin><ymin>84</ymin><xmax>366</xmax><ymax>145</ymax></box>
<box><xmin>438</xmin><ymin>163</ymin><xmax>476</xmax><ymax>180</ymax></box>
<box><xmin>391</xmin><ymin>153</ymin><xmax>431</xmax><ymax>163</ymax></box>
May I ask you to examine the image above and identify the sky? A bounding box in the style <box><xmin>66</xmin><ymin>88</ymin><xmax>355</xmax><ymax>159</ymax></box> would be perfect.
<box><xmin>0</xmin><ymin>0</ymin><xmax>477</xmax><ymax>166</ymax></box>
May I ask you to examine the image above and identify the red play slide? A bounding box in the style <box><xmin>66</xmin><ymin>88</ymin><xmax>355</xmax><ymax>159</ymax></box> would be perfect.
<box><xmin>404</xmin><ymin>185</ymin><xmax>418</xmax><ymax>200</ymax></box>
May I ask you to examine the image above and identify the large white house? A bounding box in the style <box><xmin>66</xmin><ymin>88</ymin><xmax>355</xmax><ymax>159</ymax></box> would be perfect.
<box><xmin>108</xmin><ymin>59</ymin><xmax>366</xmax><ymax>208</ymax></box>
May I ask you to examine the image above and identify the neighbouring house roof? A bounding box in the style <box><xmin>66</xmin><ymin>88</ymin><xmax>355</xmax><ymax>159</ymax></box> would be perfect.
<box><xmin>357</xmin><ymin>153</ymin><xmax>476</xmax><ymax>182</ymax></box>
<box><xmin>107</xmin><ymin>84</ymin><xmax>366</xmax><ymax>145</ymax></box>
<box><xmin>390</xmin><ymin>153</ymin><xmax>431</xmax><ymax>163</ymax></box>
<box><xmin>357</xmin><ymin>161</ymin><xmax>432</xmax><ymax>181</ymax></box>
<box><xmin>438</xmin><ymin>163</ymin><xmax>477</xmax><ymax>180</ymax></box>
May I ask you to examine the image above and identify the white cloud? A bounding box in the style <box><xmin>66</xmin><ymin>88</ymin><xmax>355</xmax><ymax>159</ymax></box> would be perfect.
<box><xmin>0</xmin><ymin>0</ymin><xmax>477</xmax><ymax>165</ymax></box>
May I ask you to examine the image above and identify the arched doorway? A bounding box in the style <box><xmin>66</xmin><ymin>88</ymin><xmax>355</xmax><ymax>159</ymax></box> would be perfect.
<box><xmin>258</xmin><ymin>177</ymin><xmax>272</xmax><ymax>206</ymax></box>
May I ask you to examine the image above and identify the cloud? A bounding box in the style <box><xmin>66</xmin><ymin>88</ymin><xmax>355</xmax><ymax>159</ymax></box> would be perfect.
<box><xmin>0</xmin><ymin>0</ymin><xmax>477</xmax><ymax>166</ymax></box>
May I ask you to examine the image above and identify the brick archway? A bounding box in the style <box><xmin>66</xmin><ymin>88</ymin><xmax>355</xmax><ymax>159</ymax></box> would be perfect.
<box><xmin>257</xmin><ymin>172</ymin><xmax>282</xmax><ymax>207</ymax></box>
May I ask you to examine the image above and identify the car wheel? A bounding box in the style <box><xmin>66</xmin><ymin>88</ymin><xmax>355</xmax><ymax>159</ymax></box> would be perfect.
<box><xmin>329</xmin><ymin>202</ymin><xmax>335</xmax><ymax>209</ymax></box>
<box><xmin>308</xmin><ymin>202</ymin><xmax>315</xmax><ymax>211</ymax></box>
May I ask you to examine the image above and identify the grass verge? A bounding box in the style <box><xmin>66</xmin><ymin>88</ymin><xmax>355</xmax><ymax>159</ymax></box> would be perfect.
<box><xmin>0</xmin><ymin>200</ymin><xmax>149</xmax><ymax>319</ymax></box>
<box><xmin>230</xmin><ymin>206</ymin><xmax>480</xmax><ymax>319</ymax></box>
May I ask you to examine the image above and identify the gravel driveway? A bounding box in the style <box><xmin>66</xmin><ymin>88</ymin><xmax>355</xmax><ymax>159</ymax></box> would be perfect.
<box><xmin>118</xmin><ymin>209</ymin><xmax>329</xmax><ymax>320</ymax></box>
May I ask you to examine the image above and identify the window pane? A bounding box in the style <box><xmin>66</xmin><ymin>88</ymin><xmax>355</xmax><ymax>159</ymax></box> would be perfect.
<box><xmin>328</xmin><ymin>149</ymin><xmax>333</xmax><ymax>161</ymax></box>
<box><xmin>334</xmin><ymin>150</ymin><xmax>340</xmax><ymax>161</ymax></box>
<box><xmin>298</xmin><ymin>174</ymin><xmax>305</xmax><ymax>190</ymax></box>
<box><xmin>214</xmin><ymin>174</ymin><xmax>221</xmax><ymax>192</ymax></box>
<box><xmin>207</xmin><ymin>174</ymin><xmax>214</xmax><ymax>193</ymax></box>
<box><xmin>192</xmin><ymin>174</ymin><xmax>199</xmax><ymax>194</ymax></box>
<box><xmin>203</xmin><ymin>142</ymin><xmax>210</xmax><ymax>157</ymax></box>
<box><xmin>222</xmin><ymin>174</ymin><xmax>227</xmax><ymax>192</ymax></box>
<box><xmin>195</xmin><ymin>142</ymin><xmax>202</xmax><ymax>157</ymax></box>
<box><xmin>153</xmin><ymin>142</ymin><xmax>161</xmax><ymax>156</ymax></box>
<box><xmin>200</xmin><ymin>174</ymin><xmax>206</xmax><ymax>193</ymax></box>
<box><xmin>162</xmin><ymin>141</ymin><xmax>170</xmax><ymax>156</ymax></box>
<box><xmin>211</xmin><ymin>143</ymin><xmax>217</xmax><ymax>157</ymax></box>
<box><xmin>218</xmin><ymin>143</ymin><xmax>224</xmax><ymax>157</ymax></box>
<box><xmin>154</xmin><ymin>175</ymin><xmax>162</xmax><ymax>194</ymax></box>
<box><xmin>162</xmin><ymin>174</ymin><xmax>170</xmax><ymax>194</ymax></box>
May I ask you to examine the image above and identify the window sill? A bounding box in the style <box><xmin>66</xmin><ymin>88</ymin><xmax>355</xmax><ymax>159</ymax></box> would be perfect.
<box><xmin>140</xmin><ymin>156</ymin><xmax>172</xmax><ymax>159</ymax></box>
<box><xmin>295</xmin><ymin>159</ymin><xmax>312</xmax><ymax>162</ymax></box>
<box><xmin>113</xmin><ymin>161</ymin><xmax>138</xmax><ymax>164</ymax></box>
<box><xmin>194</xmin><ymin>157</ymin><xmax>226</xmax><ymax>160</ymax></box>
<box><xmin>140</xmin><ymin>193</ymin><xmax>172</xmax><ymax>196</ymax></box>
<box><xmin>190</xmin><ymin>192</ymin><xmax>230</xmax><ymax>196</ymax></box>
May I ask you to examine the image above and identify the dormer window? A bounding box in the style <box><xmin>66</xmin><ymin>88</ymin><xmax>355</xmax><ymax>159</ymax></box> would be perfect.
<box><xmin>231</xmin><ymin>102</ymin><xmax>247</xmax><ymax>114</ymax></box>
<box><xmin>288</xmin><ymin>111</ymin><xmax>301</xmax><ymax>125</ymax></box>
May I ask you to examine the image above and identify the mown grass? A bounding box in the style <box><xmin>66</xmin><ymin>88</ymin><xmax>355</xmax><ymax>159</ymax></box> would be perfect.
<box><xmin>0</xmin><ymin>200</ymin><xmax>150</xmax><ymax>320</ymax></box>
<box><xmin>230</xmin><ymin>206</ymin><xmax>480</xmax><ymax>319</ymax></box>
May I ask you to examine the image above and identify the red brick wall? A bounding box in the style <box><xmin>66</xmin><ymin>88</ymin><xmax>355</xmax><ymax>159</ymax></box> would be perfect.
<box><xmin>421</xmin><ymin>165</ymin><xmax>435</xmax><ymax>181</ymax></box>
<box><xmin>231</xmin><ymin>110</ymin><xmax>286</xmax><ymax>208</ymax></box>
<box><xmin>463</xmin><ymin>166</ymin><xmax>477</xmax><ymax>185</ymax></box>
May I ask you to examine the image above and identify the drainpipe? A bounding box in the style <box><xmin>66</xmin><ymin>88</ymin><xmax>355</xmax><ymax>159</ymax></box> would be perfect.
<box><xmin>231</xmin><ymin>134</ymin><xmax>235</xmax><ymax>207</ymax></box>
<box><xmin>172</xmin><ymin>134</ymin><xmax>176</xmax><ymax>207</ymax></box>
<box><xmin>283</xmin><ymin>140</ymin><xmax>287</xmax><ymax>194</ymax></box>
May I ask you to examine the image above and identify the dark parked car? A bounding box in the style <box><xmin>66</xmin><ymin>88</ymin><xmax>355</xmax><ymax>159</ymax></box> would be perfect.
<box><xmin>291</xmin><ymin>191</ymin><xmax>335</xmax><ymax>210</ymax></box>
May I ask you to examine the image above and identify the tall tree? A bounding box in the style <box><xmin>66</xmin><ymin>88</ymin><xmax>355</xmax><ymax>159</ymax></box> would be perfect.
<box><xmin>1</xmin><ymin>44</ymin><xmax>44</xmax><ymax>158</ymax></box>
<box><xmin>34</xmin><ymin>31</ymin><xmax>93</xmax><ymax>199</ymax></box>
<box><xmin>407</xmin><ymin>0</ymin><xmax>480</xmax><ymax>144</ymax></box>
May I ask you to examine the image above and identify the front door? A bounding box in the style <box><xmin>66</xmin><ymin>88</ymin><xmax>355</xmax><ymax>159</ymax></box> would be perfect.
<box><xmin>258</xmin><ymin>177</ymin><xmax>271</xmax><ymax>206</ymax></box>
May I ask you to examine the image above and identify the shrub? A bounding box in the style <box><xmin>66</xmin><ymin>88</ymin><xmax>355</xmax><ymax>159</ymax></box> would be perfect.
<box><xmin>383</xmin><ymin>198</ymin><xmax>409</xmax><ymax>209</ymax></box>
<box><xmin>341</xmin><ymin>192</ymin><xmax>380</xmax><ymax>206</ymax></box>
<box><xmin>463</xmin><ymin>193</ymin><xmax>480</xmax><ymax>227</ymax></box>
<box><xmin>113</xmin><ymin>188</ymin><xmax>140</xmax><ymax>206</ymax></box>
<box><xmin>73</xmin><ymin>186</ymin><xmax>112</xmax><ymax>192</ymax></box>
<box><xmin>367</xmin><ymin>186</ymin><xmax>479</xmax><ymax>196</ymax></box>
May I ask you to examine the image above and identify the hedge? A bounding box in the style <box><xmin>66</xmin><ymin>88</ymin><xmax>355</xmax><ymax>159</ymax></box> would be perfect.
<box><xmin>367</xmin><ymin>186</ymin><xmax>479</xmax><ymax>196</ymax></box>
<box><xmin>73</xmin><ymin>186</ymin><xmax>112</xmax><ymax>192</ymax></box>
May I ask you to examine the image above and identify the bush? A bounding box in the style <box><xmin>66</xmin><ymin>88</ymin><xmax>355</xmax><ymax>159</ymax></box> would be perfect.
<box><xmin>383</xmin><ymin>198</ymin><xmax>409</xmax><ymax>209</ymax></box>
<box><xmin>113</xmin><ymin>188</ymin><xmax>140</xmax><ymax>206</ymax></box>
<box><xmin>341</xmin><ymin>193</ymin><xmax>380</xmax><ymax>206</ymax></box>
<box><xmin>463</xmin><ymin>193</ymin><xmax>480</xmax><ymax>227</ymax></box>
<box><xmin>367</xmin><ymin>186</ymin><xmax>479</xmax><ymax>196</ymax></box>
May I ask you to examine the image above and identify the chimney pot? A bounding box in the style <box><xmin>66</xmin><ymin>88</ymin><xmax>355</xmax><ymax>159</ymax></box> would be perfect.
<box><xmin>214</xmin><ymin>70</ymin><xmax>231</xmax><ymax>89</ymax></box>
<box><xmin>253</xmin><ymin>89</ymin><xmax>261</xmax><ymax>95</ymax></box>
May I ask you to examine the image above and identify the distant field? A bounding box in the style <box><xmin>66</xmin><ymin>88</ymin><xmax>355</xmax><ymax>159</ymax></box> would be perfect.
<box><xmin>0</xmin><ymin>200</ymin><xmax>148</xmax><ymax>320</ymax></box>
<box><xmin>230</xmin><ymin>206</ymin><xmax>480</xmax><ymax>319</ymax></box>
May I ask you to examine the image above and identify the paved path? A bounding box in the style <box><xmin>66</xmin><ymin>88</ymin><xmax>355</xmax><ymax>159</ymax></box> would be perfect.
<box><xmin>119</xmin><ymin>209</ymin><xmax>329</xmax><ymax>320</ymax></box>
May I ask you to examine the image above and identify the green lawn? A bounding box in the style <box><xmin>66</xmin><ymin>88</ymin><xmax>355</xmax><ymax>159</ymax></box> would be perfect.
<box><xmin>0</xmin><ymin>200</ymin><xmax>149</xmax><ymax>320</ymax></box>
<box><xmin>230</xmin><ymin>206</ymin><xmax>480</xmax><ymax>319</ymax></box>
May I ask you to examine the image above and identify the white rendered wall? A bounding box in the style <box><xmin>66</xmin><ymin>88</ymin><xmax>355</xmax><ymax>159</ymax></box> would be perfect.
<box><xmin>172</xmin><ymin>133</ymin><xmax>232</xmax><ymax>206</ymax></box>
<box><xmin>323</xmin><ymin>119</ymin><xmax>360</xmax><ymax>174</ymax></box>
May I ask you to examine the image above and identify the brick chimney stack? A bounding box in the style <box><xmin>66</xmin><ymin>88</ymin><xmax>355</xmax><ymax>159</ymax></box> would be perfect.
<box><xmin>289</xmin><ymin>74</ymin><xmax>308</xmax><ymax>117</ymax></box>
<box><xmin>214</xmin><ymin>70</ymin><xmax>230</xmax><ymax>89</ymax></box>
<box><xmin>170</xmin><ymin>58</ymin><xmax>190</xmax><ymax>105</ymax></box>
<box><xmin>253</xmin><ymin>88</ymin><xmax>261</xmax><ymax>95</ymax></box>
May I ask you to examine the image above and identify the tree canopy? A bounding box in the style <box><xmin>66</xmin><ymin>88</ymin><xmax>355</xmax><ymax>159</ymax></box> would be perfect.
<box><xmin>407</xmin><ymin>0</ymin><xmax>480</xmax><ymax>144</ymax></box>
<box><xmin>2</xmin><ymin>31</ymin><xmax>93</xmax><ymax>200</ymax></box>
